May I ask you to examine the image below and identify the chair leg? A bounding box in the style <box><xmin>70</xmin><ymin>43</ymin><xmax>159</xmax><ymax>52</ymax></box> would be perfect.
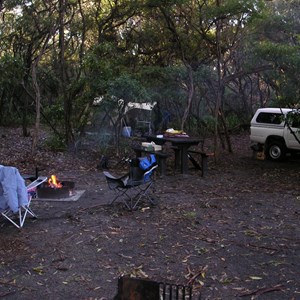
<box><xmin>123</xmin><ymin>189</ymin><xmax>143</xmax><ymax>211</ymax></box>
<box><xmin>106</xmin><ymin>175</ymin><xmax>157</xmax><ymax>210</ymax></box>
<box><xmin>110</xmin><ymin>189</ymin><xmax>129</xmax><ymax>206</ymax></box>
<box><xmin>1</xmin><ymin>211</ymin><xmax>22</xmax><ymax>229</ymax></box>
<box><xmin>20</xmin><ymin>205</ymin><xmax>37</xmax><ymax>228</ymax></box>
<box><xmin>109</xmin><ymin>188</ymin><xmax>139</xmax><ymax>211</ymax></box>
<box><xmin>130</xmin><ymin>181</ymin><xmax>156</xmax><ymax>210</ymax></box>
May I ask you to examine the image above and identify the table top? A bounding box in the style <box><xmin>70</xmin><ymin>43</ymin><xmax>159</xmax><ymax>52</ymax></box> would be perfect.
<box><xmin>132</xmin><ymin>146</ymin><xmax>170</xmax><ymax>157</ymax></box>
<box><xmin>145</xmin><ymin>134</ymin><xmax>202</xmax><ymax>145</ymax></box>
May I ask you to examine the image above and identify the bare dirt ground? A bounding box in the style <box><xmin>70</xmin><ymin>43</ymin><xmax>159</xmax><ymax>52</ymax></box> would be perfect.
<box><xmin>0</xmin><ymin>127</ymin><xmax>299</xmax><ymax>300</ymax></box>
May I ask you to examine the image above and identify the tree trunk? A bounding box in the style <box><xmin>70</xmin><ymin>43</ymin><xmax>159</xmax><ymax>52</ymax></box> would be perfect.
<box><xmin>181</xmin><ymin>64</ymin><xmax>194</xmax><ymax>131</ymax></box>
<box><xmin>219</xmin><ymin>109</ymin><xmax>232</xmax><ymax>152</ymax></box>
<box><xmin>214</xmin><ymin>11</ymin><xmax>222</xmax><ymax>160</ymax></box>
<box><xmin>31</xmin><ymin>62</ymin><xmax>41</xmax><ymax>156</ymax></box>
<box><xmin>21</xmin><ymin>43</ymin><xmax>34</xmax><ymax>138</ymax></box>
<box><xmin>30</xmin><ymin>22</ymin><xmax>57</xmax><ymax>155</ymax></box>
<box><xmin>59</xmin><ymin>0</ymin><xmax>74</xmax><ymax>148</ymax></box>
<box><xmin>21</xmin><ymin>92</ymin><xmax>30</xmax><ymax>137</ymax></box>
<box><xmin>213</xmin><ymin>0</ymin><xmax>233</xmax><ymax>157</ymax></box>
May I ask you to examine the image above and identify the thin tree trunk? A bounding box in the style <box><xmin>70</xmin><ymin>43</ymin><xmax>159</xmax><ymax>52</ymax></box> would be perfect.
<box><xmin>21</xmin><ymin>92</ymin><xmax>30</xmax><ymax>137</ymax></box>
<box><xmin>59</xmin><ymin>0</ymin><xmax>73</xmax><ymax>148</ymax></box>
<box><xmin>219</xmin><ymin>109</ymin><xmax>232</xmax><ymax>152</ymax></box>
<box><xmin>214</xmin><ymin>11</ymin><xmax>222</xmax><ymax>160</ymax></box>
<box><xmin>31</xmin><ymin>62</ymin><xmax>41</xmax><ymax>156</ymax></box>
<box><xmin>181</xmin><ymin>64</ymin><xmax>194</xmax><ymax>130</ymax></box>
<box><xmin>30</xmin><ymin>26</ymin><xmax>57</xmax><ymax>155</ymax></box>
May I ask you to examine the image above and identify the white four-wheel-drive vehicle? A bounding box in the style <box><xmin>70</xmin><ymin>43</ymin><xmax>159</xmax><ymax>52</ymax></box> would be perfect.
<box><xmin>250</xmin><ymin>108</ymin><xmax>300</xmax><ymax>161</ymax></box>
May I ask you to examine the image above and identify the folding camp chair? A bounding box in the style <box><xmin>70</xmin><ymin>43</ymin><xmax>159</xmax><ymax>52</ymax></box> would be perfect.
<box><xmin>103</xmin><ymin>155</ymin><xmax>158</xmax><ymax>210</ymax></box>
<box><xmin>113</xmin><ymin>276</ymin><xmax>198</xmax><ymax>300</ymax></box>
<box><xmin>0</xmin><ymin>165</ymin><xmax>47</xmax><ymax>228</ymax></box>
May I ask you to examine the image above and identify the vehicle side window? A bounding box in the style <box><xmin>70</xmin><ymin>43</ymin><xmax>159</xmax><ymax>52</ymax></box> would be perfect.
<box><xmin>291</xmin><ymin>120</ymin><xmax>300</xmax><ymax>128</ymax></box>
<box><xmin>286</xmin><ymin>112</ymin><xmax>300</xmax><ymax>128</ymax></box>
<box><xmin>256</xmin><ymin>112</ymin><xmax>283</xmax><ymax>124</ymax></box>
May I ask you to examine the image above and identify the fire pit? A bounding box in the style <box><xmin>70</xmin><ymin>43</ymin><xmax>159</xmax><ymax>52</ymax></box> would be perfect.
<box><xmin>37</xmin><ymin>181</ymin><xmax>75</xmax><ymax>199</ymax></box>
<box><xmin>35</xmin><ymin>175</ymin><xmax>85</xmax><ymax>202</ymax></box>
<box><xmin>37</xmin><ymin>175</ymin><xmax>75</xmax><ymax>199</ymax></box>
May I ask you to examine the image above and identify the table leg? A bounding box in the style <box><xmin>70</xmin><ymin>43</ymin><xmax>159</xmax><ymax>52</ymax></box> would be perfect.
<box><xmin>180</xmin><ymin>146</ymin><xmax>189</xmax><ymax>174</ymax></box>
<box><xmin>172</xmin><ymin>147</ymin><xmax>181</xmax><ymax>170</ymax></box>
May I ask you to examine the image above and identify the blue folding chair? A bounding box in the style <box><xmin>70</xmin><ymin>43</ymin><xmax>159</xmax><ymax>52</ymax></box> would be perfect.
<box><xmin>103</xmin><ymin>155</ymin><xmax>158</xmax><ymax>210</ymax></box>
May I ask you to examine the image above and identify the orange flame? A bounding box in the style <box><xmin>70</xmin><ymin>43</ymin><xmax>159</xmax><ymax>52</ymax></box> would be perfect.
<box><xmin>48</xmin><ymin>175</ymin><xmax>63</xmax><ymax>188</ymax></box>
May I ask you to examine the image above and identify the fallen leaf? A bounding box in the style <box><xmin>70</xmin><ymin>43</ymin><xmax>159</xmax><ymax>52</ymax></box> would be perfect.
<box><xmin>249</xmin><ymin>276</ymin><xmax>263</xmax><ymax>280</ymax></box>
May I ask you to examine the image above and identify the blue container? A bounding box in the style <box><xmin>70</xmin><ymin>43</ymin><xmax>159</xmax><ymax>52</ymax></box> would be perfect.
<box><xmin>122</xmin><ymin>126</ymin><xmax>132</xmax><ymax>137</ymax></box>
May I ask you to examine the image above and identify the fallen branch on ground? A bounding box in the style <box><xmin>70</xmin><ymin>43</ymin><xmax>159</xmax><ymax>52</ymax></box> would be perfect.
<box><xmin>238</xmin><ymin>284</ymin><xmax>284</xmax><ymax>297</ymax></box>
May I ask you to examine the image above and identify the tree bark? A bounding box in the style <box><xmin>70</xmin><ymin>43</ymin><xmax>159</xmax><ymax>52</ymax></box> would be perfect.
<box><xmin>59</xmin><ymin>0</ymin><xmax>74</xmax><ymax>148</ymax></box>
<box><xmin>31</xmin><ymin>61</ymin><xmax>41</xmax><ymax>156</ymax></box>
<box><xmin>181</xmin><ymin>64</ymin><xmax>194</xmax><ymax>131</ymax></box>
<box><xmin>214</xmin><ymin>6</ymin><xmax>222</xmax><ymax>159</ymax></box>
<box><xmin>30</xmin><ymin>23</ymin><xmax>57</xmax><ymax>155</ymax></box>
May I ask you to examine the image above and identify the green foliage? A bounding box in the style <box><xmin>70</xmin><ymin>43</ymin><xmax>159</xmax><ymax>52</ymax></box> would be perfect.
<box><xmin>146</xmin><ymin>0</ymin><xmax>187</xmax><ymax>7</ymax></box>
<box><xmin>95</xmin><ymin>133</ymin><xmax>114</xmax><ymax>156</ymax></box>
<box><xmin>43</xmin><ymin>103</ymin><xmax>65</xmax><ymax>129</ymax></box>
<box><xmin>138</xmin><ymin>66</ymin><xmax>186</xmax><ymax>104</ymax></box>
<box><xmin>254</xmin><ymin>40</ymin><xmax>300</xmax><ymax>105</ymax></box>
<box><xmin>107</xmin><ymin>74</ymin><xmax>150</xmax><ymax>104</ymax></box>
<box><xmin>285</xmin><ymin>109</ymin><xmax>300</xmax><ymax>128</ymax></box>
<box><xmin>0</xmin><ymin>54</ymin><xmax>24</xmax><ymax>87</ymax></box>
<box><xmin>0</xmin><ymin>54</ymin><xmax>29</xmax><ymax>125</ymax></box>
<box><xmin>44</xmin><ymin>134</ymin><xmax>66</xmax><ymax>152</ymax></box>
<box><xmin>202</xmin><ymin>0</ymin><xmax>265</xmax><ymax>23</ymax></box>
<box><xmin>84</xmin><ymin>42</ymin><xmax>129</xmax><ymax>101</ymax></box>
<box><xmin>85</xmin><ymin>43</ymin><xmax>119</xmax><ymax>77</ymax></box>
<box><xmin>1</xmin><ymin>0</ymin><xmax>300</xmax><ymax>142</ymax></box>
<box><xmin>225</xmin><ymin>113</ymin><xmax>241</xmax><ymax>129</ymax></box>
<box><xmin>247</xmin><ymin>0</ymin><xmax>300</xmax><ymax>106</ymax></box>
<box><xmin>255</xmin><ymin>41</ymin><xmax>298</xmax><ymax>64</ymax></box>
<box><xmin>201</xmin><ymin>115</ymin><xmax>217</xmax><ymax>133</ymax></box>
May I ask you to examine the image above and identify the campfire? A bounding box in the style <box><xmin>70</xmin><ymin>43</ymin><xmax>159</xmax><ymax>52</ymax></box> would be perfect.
<box><xmin>48</xmin><ymin>175</ymin><xmax>63</xmax><ymax>189</ymax></box>
<box><xmin>37</xmin><ymin>175</ymin><xmax>75</xmax><ymax>199</ymax></box>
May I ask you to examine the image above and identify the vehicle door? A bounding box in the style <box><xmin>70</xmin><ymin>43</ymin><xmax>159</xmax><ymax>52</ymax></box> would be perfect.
<box><xmin>285</xmin><ymin>112</ymin><xmax>300</xmax><ymax>149</ymax></box>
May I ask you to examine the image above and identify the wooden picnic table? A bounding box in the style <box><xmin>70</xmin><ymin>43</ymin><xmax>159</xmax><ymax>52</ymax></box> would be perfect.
<box><xmin>145</xmin><ymin>135</ymin><xmax>203</xmax><ymax>174</ymax></box>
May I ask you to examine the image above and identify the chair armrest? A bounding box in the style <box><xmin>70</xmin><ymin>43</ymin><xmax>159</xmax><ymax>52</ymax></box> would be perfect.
<box><xmin>26</xmin><ymin>176</ymin><xmax>48</xmax><ymax>190</ymax></box>
<box><xmin>143</xmin><ymin>164</ymin><xmax>158</xmax><ymax>177</ymax></box>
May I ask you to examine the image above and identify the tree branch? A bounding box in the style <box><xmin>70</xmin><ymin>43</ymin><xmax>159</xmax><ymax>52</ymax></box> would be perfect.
<box><xmin>222</xmin><ymin>65</ymin><xmax>274</xmax><ymax>85</ymax></box>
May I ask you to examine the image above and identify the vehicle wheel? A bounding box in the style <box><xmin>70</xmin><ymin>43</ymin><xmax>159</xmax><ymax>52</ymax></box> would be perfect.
<box><xmin>266</xmin><ymin>141</ymin><xmax>286</xmax><ymax>161</ymax></box>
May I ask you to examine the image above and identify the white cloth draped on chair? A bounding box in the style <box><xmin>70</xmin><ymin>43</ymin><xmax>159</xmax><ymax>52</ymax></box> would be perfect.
<box><xmin>0</xmin><ymin>165</ymin><xmax>47</xmax><ymax>228</ymax></box>
<box><xmin>0</xmin><ymin>165</ymin><xmax>28</xmax><ymax>213</ymax></box>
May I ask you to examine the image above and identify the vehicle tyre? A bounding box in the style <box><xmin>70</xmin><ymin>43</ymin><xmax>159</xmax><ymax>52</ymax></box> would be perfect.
<box><xmin>266</xmin><ymin>141</ymin><xmax>286</xmax><ymax>161</ymax></box>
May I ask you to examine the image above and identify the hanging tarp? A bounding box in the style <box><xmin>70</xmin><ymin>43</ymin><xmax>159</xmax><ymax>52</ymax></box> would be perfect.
<box><xmin>124</xmin><ymin>102</ymin><xmax>156</xmax><ymax>113</ymax></box>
